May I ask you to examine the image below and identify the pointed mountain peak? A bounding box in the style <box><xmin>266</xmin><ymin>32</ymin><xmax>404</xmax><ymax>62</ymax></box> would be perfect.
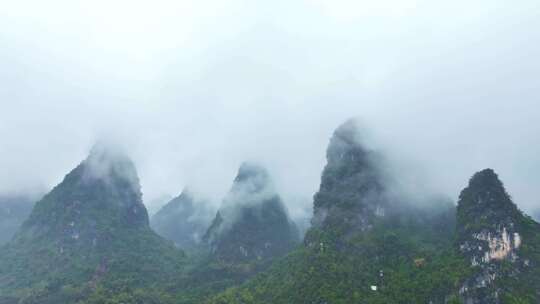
<box><xmin>21</xmin><ymin>145</ymin><xmax>148</xmax><ymax>241</ymax></box>
<box><xmin>310</xmin><ymin>119</ymin><xmax>385</xmax><ymax>233</ymax></box>
<box><xmin>231</xmin><ymin>162</ymin><xmax>273</xmax><ymax>195</ymax></box>
<box><xmin>87</xmin><ymin>141</ymin><xmax>129</xmax><ymax>161</ymax></box>
<box><xmin>236</xmin><ymin>162</ymin><xmax>269</xmax><ymax>179</ymax></box>
<box><xmin>467</xmin><ymin>168</ymin><xmax>504</xmax><ymax>190</ymax></box>
<box><xmin>151</xmin><ymin>187</ymin><xmax>213</xmax><ymax>250</ymax></box>
<box><xmin>456</xmin><ymin>169</ymin><xmax>531</xmax><ymax>301</ymax></box>
<box><xmin>155</xmin><ymin>187</ymin><xmax>196</xmax><ymax>215</ymax></box>
<box><xmin>0</xmin><ymin>146</ymin><xmax>185</xmax><ymax>297</ymax></box>
<box><xmin>457</xmin><ymin>168</ymin><xmax>520</xmax><ymax>224</ymax></box>
<box><xmin>204</xmin><ymin>162</ymin><xmax>299</xmax><ymax>263</ymax></box>
<box><xmin>214</xmin><ymin>162</ymin><xmax>279</xmax><ymax>225</ymax></box>
<box><xmin>455</xmin><ymin>169</ymin><xmax>540</xmax><ymax>302</ymax></box>
<box><xmin>220</xmin><ymin>162</ymin><xmax>277</xmax><ymax>211</ymax></box>
<box><xmin>82</xmin><ymin>142</ymin><xmax>138</xmax><ymax>184</ymax></box>
<box><xmin>174</xmin><ymin>186</ymin><xmax>195</xmax><ymax>201</ymax></box>
<box><xmin>326</xmin><ymin>118</ymin><xmax>374</xmax><ymax>166</ymax></box>
<box><xmin>333</xmin><ymin>117</ymin><xmax>362</xmax><ymax>141</ymax></box>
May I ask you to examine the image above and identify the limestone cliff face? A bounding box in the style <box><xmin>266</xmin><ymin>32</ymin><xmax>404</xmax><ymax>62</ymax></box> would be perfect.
<box><xmin>457</xmin><ymin>170</ymin><xmax>523</xmax><ymax>266</ymax></box>
<box><xmin>457</xmin><ymin>169</ymin><xmax>538</xmax><ymax>304</ymax></box>
<box><xmin>466</xmin><ymin>227</ymin><xmax>521</xmax><ymax>265</ymax></box>
<box><xmin>204</xmin><ymin>162</ymin><xmax>299</xmax><ymax>263</ymax></box>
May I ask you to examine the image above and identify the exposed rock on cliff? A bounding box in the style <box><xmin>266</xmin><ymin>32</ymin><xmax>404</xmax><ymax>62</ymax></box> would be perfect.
<box><xmin>457</xmin><ymin>169</ymin><xmax>540</xmax><ymax>303</ymax></box>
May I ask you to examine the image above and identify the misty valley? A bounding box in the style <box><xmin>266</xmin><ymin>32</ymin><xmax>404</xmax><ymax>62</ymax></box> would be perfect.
<box><xmin>0</xmin><ymin>119</ymin><xmax>538</xmax><ymax>304</ymax></box>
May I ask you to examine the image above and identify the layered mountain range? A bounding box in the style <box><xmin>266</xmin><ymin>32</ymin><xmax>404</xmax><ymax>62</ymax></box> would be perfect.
<box><xmin>1</xmin><ymin>120</ymin><xmax>538</xmax><ymax>304</ymax></box>
<box><xmin>209</xmin><ymin>119</ymin><xmax>540</xmax><ymax>304</ymax></box>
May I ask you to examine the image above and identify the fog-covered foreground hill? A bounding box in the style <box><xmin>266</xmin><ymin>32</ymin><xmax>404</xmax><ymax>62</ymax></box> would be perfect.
<box><xmin>0</xmin><ymin>120</ymin><xmax>538</xmax><ymax>304</ymax></box>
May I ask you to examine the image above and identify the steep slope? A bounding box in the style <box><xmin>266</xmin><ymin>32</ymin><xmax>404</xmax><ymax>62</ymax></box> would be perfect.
<box><xmin>204</xmin><ymin>162</ymin><xmax>299</xmax><ymax>264</ymax></box>
<box><xmin>308</xmin><ymin>119</ymin><xmax>387</xmax><ymax>245</ymax></box>
<box><xmin>169</xmin><ymin>163</ymin><xmax>300</xmax><ymax>303</ymax></box>
<box><xmin>151</xmin><ymin>188</ymin><xmax>213</xmax><ymax>250</ymax></box>
<box><xmin>0</xmin><ymin>195</ymin><xmax>36</xmax><ymax>245</ymax></box>
<box><xmin>456</xmin><ymin>169</ymin><xmax>540</xmax><ymax>304</ymax></box>
<box><xmin>0</xmin><ymin>145</ymin><xmax>185</xmax><ymax>303</ymax></box>
<box><xmin>209</xmin><ymin>119</ymin><xmax>467</xmax><ymax>304</ymax></box>
<box><xmin>146</xmin><ymin>194</ymin><xmax>174</xmax><ymax>216</ymax></box>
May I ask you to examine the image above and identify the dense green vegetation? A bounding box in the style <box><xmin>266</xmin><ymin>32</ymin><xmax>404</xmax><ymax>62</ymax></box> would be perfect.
<box><xmin>209</xmin><ymin>221</ymin><xmax>471</xmax><ymax>304</ymax></box>
<box><xmin>0</xmin><ymin>157</ymin><xmax>300</xmax><ymax>304</ymax></box>
<box><xmin>206</xmin><ymin>119</ymin><xmax>470</xmax><ymax>304</ymax></box>
<box><xmin>205</xmin><ymin>123</ymin><xmax>540</xmax><ymax>304</ymax></box>
<box><xmin>0</xmin><ymin>148</ymin><xmax>186</xmax><ymax>304</ymax></box>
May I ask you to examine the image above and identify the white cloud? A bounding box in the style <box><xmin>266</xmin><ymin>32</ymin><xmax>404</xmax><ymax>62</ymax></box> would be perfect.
<box><xmin>0</xmin><ymin>0</ymin><xmax>539</xmax><ymax>219</ymax></box>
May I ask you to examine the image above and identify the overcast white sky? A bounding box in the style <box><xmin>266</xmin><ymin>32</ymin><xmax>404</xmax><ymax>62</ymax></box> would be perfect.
<box><xmin>1</xmin><ymin>0</ymin><xmax>539</xmax><ymax>218</ymax></box>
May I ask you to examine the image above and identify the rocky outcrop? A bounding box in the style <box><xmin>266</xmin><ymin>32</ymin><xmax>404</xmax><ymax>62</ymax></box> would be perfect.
<box><xmin>467</xmin><ymin>227</ymin><xmax>521</xmax><ymax>265</ymax></box>
<box><xmin>456</xmin><ymin>169</ymin><xmax>536</xmax><ymax>304</ymax></box>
